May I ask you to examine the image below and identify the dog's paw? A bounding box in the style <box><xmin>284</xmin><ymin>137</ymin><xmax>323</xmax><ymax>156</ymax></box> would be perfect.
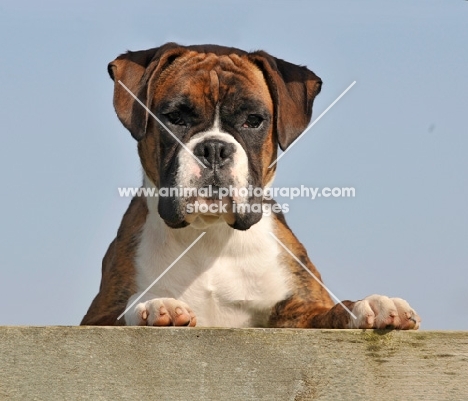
<box><xmin>126</xmin><ymin>297</ymin><xmax>197</xmax><ymax>327</ymax></box>
<box><xmin>348</xmin><ymin>294</ymin><xmax>420</xmax><ymax>330</ymax></box>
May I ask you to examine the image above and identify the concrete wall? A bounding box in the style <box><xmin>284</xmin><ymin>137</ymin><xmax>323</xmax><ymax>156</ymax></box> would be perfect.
<box><xmin>0</xmin><ymin>327</ymin><xmax>467</xmax><ymax>400</ymax></box>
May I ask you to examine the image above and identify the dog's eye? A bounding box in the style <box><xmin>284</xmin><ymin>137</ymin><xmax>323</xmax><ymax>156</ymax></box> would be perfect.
<box><xmin>242</xmin><ymin>114</ymin><xmax>263</xmax><ymax>129</ymax></box>
<box><xmin>165</xmin><ymin>111</ymin><xmax>185</xmax><ymax>126</ymax></box>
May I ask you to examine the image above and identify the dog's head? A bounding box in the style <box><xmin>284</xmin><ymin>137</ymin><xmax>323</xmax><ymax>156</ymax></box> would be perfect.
<box><xmin>108</xmin><ymin>43</ymin><xmax>321</xmax><ymax>230</ymax></box>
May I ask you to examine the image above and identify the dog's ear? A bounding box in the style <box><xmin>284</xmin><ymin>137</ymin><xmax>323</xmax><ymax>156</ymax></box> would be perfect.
<box><xmin>249</xmin><ymin>51</ymin><xmax>322</xmax><ymax>151</ymax></box>
<box><xmin>108</xmin><ymin>42</ymin><xmax>184</xmax><ymax>140</ymax></box>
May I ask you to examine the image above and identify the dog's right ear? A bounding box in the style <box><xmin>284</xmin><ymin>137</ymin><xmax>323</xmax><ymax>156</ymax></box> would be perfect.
<box><xmin>108</xmin><ymin>43</ymin><xmax>184</xmax><ymax>140</ymax></box>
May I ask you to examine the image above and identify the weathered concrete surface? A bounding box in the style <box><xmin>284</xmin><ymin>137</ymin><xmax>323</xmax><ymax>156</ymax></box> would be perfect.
<box><xmin>0</xmin><ymin>327</ymin><xmax>467</xmax><ymax>400</ymax></box>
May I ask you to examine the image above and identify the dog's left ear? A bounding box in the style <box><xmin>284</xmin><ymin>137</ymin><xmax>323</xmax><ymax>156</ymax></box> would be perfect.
<box><xmin>249</xmin><ymin>52</ymin><xmax>322</xmax><ymax>151</ymax></box>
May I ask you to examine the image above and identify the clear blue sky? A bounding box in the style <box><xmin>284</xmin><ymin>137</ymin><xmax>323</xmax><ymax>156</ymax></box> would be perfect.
<box><xmin>1</xmin><ymin>0</ymin><xmax>467</xmax><ymax>329</ymax></box>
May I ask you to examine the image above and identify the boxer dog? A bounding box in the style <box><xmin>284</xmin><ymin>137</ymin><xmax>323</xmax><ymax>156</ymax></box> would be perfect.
<box><xmin>81</xmin><ymin>43</ymin><xmax>420</xmax><ymax>329</ymax></box>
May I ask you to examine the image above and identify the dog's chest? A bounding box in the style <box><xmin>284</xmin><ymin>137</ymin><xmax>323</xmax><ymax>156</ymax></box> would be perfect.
<box><xmin>134</xmin><ymin>215</ymin><xmax>291</xmax><ymax>327</ymax></box>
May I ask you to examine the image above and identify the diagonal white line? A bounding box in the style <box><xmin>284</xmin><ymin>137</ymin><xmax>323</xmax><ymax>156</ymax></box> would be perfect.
<box><xmin>269</xmin><ymin>80</ymin><xmax>356</xmax><ymax>168</ymax></box>
<box><xmin>117</xmin><ymin>232</ymin><xmax>206</xmax><ymax>320</ymax></box>
<box><xmin>269</xmin><ymin>232</ymin><xmax>357</xmax><ymax>320</ymax></box>
<box><xmin>117</xmin><ymin>80</ymin><xmax>206</xmax><ymax>169</ymax></box>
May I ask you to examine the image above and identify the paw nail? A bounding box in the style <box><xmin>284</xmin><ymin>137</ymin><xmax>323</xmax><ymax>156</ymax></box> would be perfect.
<box><xmin>175</xmin><ymin>307</ymin><xmax>183</xmax><ymax>316</ymax></box>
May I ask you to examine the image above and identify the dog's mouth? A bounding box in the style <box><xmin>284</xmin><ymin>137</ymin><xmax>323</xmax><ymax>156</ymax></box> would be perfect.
<box><xmin>158</xmin><ymin>182</ymin><xmax>264</xmax><ymax>231</ymax></box>
<box><xmin>184</xmin><ymin>186</ymin><xmax>237</xmax><ymax>228</ymax></box>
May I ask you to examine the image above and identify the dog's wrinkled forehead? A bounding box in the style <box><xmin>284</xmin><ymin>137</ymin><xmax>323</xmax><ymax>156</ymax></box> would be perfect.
<box><xmin>152</xmin><ymin>51</ymin><xmax>273</xmax><ymax>124</ymax></box>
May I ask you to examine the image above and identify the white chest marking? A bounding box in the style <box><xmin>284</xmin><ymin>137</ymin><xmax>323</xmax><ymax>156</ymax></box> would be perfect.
<box><xmin>134</xmin><ymin>195</ymin><xmax>291</xmax><ymax>327</ymax></box>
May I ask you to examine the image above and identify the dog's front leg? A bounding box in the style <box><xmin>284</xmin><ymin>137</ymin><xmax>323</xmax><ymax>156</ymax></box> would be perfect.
<box><xmin>270</xmin><ymin>294</ymin><xmax>420</xmax><ymax>330</ymax></box>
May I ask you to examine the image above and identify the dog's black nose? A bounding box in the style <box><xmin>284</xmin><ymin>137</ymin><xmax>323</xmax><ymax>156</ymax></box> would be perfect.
<box><xmin>194</xmin><ymin>140</ymin><xmax>235</xmax><ymax>169</ymax></box>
